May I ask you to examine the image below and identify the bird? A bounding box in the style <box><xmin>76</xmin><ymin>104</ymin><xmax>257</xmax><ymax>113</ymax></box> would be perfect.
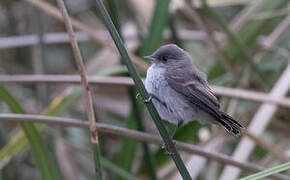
<box><xmin>144</xmin><ymin>44</ymin><xmax>243</xmax><ymax>136</ymax></box>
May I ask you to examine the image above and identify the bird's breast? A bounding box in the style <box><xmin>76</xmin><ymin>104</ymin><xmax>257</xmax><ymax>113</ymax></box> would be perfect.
<box><xmin>145</xmin><ymin>65</ymin><xmax>167</xmax><ymax>94</ymax></box>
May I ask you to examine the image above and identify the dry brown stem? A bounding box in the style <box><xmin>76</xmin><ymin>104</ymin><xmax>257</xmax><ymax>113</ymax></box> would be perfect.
<box><xmin>56</xmin><ymin>0</ymin><xmax>98</xmax><ymax>143</ymax></box>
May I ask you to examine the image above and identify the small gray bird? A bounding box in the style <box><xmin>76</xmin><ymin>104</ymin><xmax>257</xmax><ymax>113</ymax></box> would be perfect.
<box><xmin>144</xmin><ymin>44</ymin><xmax>242</xmax><ymax>135</ymax></box>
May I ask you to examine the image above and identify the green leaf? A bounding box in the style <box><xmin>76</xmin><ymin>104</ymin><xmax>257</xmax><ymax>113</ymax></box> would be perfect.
<box><xmin>139</xmin><ymin>0</ymin><xmax>171</xmax><ymax>56</ymax></box>
<box><xmin>240</xmin><ymin>162</ymin><xmax>290</xmax><ymax>180</ymax></box>
<box><xmin>132</xmin><ymin>92</ymin><xmax>157</xmax><ymax>180</ymax></box>
<box><xmin>116</xmin><ymin>110</ymin><xmax>138</xmax><ymax>180</ymax></box>
<box><xmin>0</xmin><ymin>85</ymin><xmax>61</xmax><ymax>180</ymax></box>
<box><xmin>0</xmin><ymin>87</ymin><xmax>82</xmax><ymax>175</ymax></box>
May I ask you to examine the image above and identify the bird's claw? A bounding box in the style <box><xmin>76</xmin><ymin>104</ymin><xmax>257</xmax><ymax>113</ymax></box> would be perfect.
<box><xmin>136</xmin><ymin>93</ymin><xmax>153</xmax><ymax>103</ymax></box>
<box><xmin>136</xmin><ymin>93</ymin><xmax>140</xmax><ymax>100</ymax></box>
<box><xmin>144</xmin><ymin>95</ymin><xmax>153</xmax><ymax>103</ymax></box>
<box><xmin>162</xmin><ymin>141</ymin><xmax>176</xmax><ymax>156</ymax></box>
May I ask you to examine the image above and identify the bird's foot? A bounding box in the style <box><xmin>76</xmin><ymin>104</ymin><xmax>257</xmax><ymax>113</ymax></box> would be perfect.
<box><xmin>144</xmin><ymin>95</ymin><xmax>153</xmax><ymax>103</ymax></box>
<box><xmin>135</xmin><ymin>93</ymin><xmax>140</xmax><ymax>100</ymax></box>
<box><xmin>162</xmin><ymin>141</ymin><xmax>176</xmax><ymax>156</ymax></box>
<box><xmin>136</xmin><ymin>93</ymin><xmax>155</xmax><ymax>103</ymax></box>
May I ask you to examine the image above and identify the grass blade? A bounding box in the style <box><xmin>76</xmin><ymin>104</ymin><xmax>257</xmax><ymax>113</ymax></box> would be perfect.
<box><xmin>0</xmin><ymin>85</ymin><xmax>61</xmax><ymax>180</ymax></box>
<box><xmin>106</xmin><ymin>0</ymin><xmax>121</xmax><ymax>33</ymax></box>
<box><xmin>0</xmin><ymin>89</ymin><xmax>82</xmax><ymax>168</ymax></box>
<box><xmin>101</xmin><ymin>157</ymin><xmax>138</xmax><ymax>180</ymax></box>
<box><xmin>240</xmin><ymin>162</ymin><xmax>290</xmax><ymax>180</ymax></box>
<box><xmin>95</xmin><ymin>0</ymin><xmax>191</xmax><ymax>179</ymax></box>
<box><xmin>131</xmin><ymin>90</ymin><xmax>157</xmax><ymax>180</ymax></box>
<box><xmin>139</xmin><ymin>0</ymin><xmax>171</xmax><ymax>56</ymax></box>
<box><xmin>117</xmin><ymin>110</ymin><xmax>138</xmax><ymax>180</ymax></box>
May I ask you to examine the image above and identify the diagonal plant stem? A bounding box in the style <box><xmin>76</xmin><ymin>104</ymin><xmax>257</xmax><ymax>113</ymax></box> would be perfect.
<box><xmin>94</xmin><ymin>0</ymin><xmax>191</xmax><ymax>179</ymax></box>
<box><xmin>105</xmin><ymin>3</ymin><xmax>157</xmax><ymax>178</ymax></box>
<box><xmin>56</xmin><ymin>0</ymin><xmax>97</xmax><ymax>150</ymax></box>
<box><xmin>56</xmin><ymin>0</ymin><xmax>102</xmax><ymax>179</ymax></box>
<box><xmin>240</xmin><ymin>162</ymin><xmax>290</xmax><ymax>180</ymax></box>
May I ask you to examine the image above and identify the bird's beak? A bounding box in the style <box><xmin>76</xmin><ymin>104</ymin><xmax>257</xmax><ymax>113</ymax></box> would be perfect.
<box><xmin>143</xmin><ymin>55</ymin><xmax>157</xmax><ymax>62</ymax></box>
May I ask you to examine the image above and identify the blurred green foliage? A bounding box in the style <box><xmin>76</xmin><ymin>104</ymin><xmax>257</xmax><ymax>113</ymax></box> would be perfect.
<box><xmin>0</xmin><ymin>0</ymin><xmax>290</xmax><ymax>179</ymax></box>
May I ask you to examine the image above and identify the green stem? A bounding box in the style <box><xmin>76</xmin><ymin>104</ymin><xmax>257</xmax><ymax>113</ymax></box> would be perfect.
<box><xmin>106</xmin><ymin>0</ymin><xmax>121</xmax><ymax>33</ymax></box>
<box><xmin>105</xmin><ymin>2</ymin><xmax>138</xmax><ymax>179</ymax></box>
<box><xmin>129</xmin><ymin>89</ymin><xmax>157</xmax><ymax>180</ymax></box>
<box><xmin>95</xmin><ymin>0</ymin><xmax>192</xmax><ymax>179</ymax></box>
<box><xmin>93</xmin><ymin>143</ymin><xmax>103</xmax><ymax>180</ymax></box>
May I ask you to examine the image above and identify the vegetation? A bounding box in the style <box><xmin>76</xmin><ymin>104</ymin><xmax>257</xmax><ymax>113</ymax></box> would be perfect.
<box><xmin>0</xmin><ymin>0</ymin><xmax>289</xmax><ymax>179</ymax></box>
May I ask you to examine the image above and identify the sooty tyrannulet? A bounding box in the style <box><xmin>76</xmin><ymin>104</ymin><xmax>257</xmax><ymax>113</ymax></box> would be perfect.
<box><xmin>144</xmin><ymin>44</ymin><xmax>243</xmax><ymax>135</ymax></box>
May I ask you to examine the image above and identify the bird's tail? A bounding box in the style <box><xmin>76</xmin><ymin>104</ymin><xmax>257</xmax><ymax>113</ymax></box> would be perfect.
<box><xmin>218</xmin><ymin>112</ymin><xmax>243</xmax><ymax>135</ymax></box>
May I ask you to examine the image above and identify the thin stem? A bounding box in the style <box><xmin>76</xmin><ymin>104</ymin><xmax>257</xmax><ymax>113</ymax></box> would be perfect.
<box><xmin>105</xmin><ymin>4</ymin><xmax>140</xmax><ymax>179</ymax></box>
<box><xmin>106</xmin><ymin>1</ymin><xmax>157</xmax><ymax>177</ymax></box>
<box><xmin>94</xmin><ymin>0</ymin><xmax>191</xmax><ymax>179</ymax></box>
<box><xmin>56</xmin><ymin>0</ymin><xmax>102</xmax><ymax>178</ymax></box>
<box><xmin>56</xmin><ymin>0</ymin><xmax>97</xmax><ymax>147</ymax></box>
<box><xmin>130</xmin><ymin>89</ymin><xmax>157</xmax><ymax>180</ymax></box>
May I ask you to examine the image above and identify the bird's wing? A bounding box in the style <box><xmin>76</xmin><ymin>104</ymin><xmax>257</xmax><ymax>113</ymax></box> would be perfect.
<box><xmin>165</xmin><ymin>66</ymin><xmax>221</xmax><ymax>119</ymax></box>
<box><xmin>165</xmin><ymin>64</ymin><xmax>243</xmax><ymax>135</ymax></box>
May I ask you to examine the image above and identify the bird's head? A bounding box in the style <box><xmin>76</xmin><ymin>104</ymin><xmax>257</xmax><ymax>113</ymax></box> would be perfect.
<box><xmin>144</xmin><ymin>44</ymin><xmax>191</xmax><ymax>68</ymax></box>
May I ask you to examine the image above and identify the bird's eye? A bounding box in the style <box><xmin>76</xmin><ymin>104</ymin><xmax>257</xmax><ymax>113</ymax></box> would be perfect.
<box><xmin>161</xmin><ymin>56</ymin><xmax>168</xmax><ymax>61</ymax></box>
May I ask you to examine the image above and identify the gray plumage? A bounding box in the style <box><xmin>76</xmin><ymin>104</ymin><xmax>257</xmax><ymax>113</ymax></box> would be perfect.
<box><xmin>144</xmin><ymin>44</ymin><xmax>242</xmax><ymax>135</ymax></box>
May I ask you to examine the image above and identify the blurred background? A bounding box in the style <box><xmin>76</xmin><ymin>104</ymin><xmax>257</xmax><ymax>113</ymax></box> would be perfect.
<box><xmin>0</xmin><ymin>0</ymin><xmax>290</xmax><ymax>179</ymax></box>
